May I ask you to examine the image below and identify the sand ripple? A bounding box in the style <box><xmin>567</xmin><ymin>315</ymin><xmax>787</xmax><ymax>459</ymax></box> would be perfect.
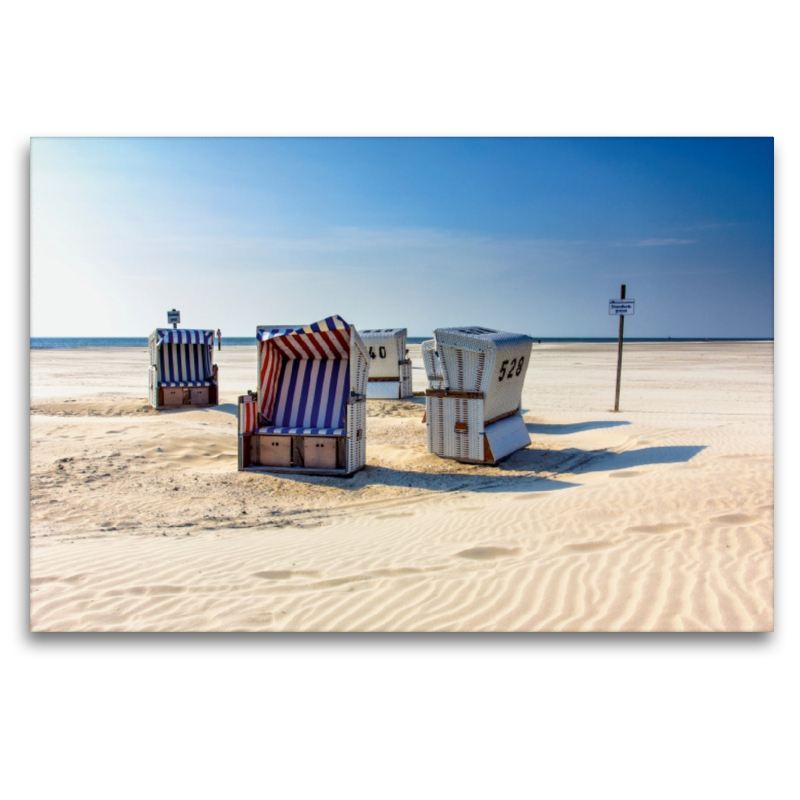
<box><xmin>30</xmin><ymin>342</ymin><xmax>773</xmax><ymax>631</ymax></box>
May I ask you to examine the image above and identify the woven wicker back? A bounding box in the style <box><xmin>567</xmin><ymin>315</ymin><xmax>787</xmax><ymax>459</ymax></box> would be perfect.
<box><xmin>148</xmin><ymin>332</ymin><xmax>158</xmax><ymax>367</ymax></box>
<box><xmin>350</xmin><ymin>328</ymin><xmax>371</xmax><ymax>397</ymax></box>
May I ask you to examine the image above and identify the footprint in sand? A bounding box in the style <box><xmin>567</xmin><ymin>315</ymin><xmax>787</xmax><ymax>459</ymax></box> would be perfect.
<box><xmin>253</xmin><ymin>570</ymin><xmax>324</xmax><ymax>580</ymax></box>
<box><xmin>626</xmin><ymin>523</ymin><xmax>684</xmax><ymax>535</ymax></box>
<box><xmin>30</xmin><ymin>575</ymin><xmax>61</xmax><ymax>586</ymax></box>
<box><xmin>609</xmin><ymin>470</ymin><xmax>645</xmax><ymax>478</ymax></box>
<box><xmin>711</xmin><ymin>513</ymin><xmax>757</xmax><ymax>525</ymax></box>
<box><xmin>456</xmin><ymin>546</ymin><xmax>525</xmax><ymax>560</ymax></box>
<box><xmin>564</xmin><ymin>540</ymin><xmax>619</xmax><ymax>553</ymax></box>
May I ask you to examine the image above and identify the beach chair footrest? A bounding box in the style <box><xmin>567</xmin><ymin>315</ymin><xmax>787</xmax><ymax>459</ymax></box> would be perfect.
<box><xmin>241</xmin><ymin>432</ymin><xmax>356</xmax><ymax>475</ymax></box>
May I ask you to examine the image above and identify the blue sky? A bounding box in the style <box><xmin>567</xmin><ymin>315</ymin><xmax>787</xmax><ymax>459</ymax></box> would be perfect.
<box><xmin>30</xmin><ymin>137</ymin><xmax>773</xmax><ymax>338</ymax></box>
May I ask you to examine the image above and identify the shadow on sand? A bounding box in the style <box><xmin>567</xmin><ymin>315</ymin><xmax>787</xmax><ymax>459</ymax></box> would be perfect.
<box><xmin>156</xmin><ymin>403</ymin><xmax>238</xmax><ymax>417</ymax></box>
<box><xmin>575</xmin><ymin>445</ymin><xmax>706</xmax><ymax>472</ymax></box>
<box><xmin>242</xmin><ymin>443</ymin><xmax>706</xmax><ymax>495</ymax></box>
<box><xmin>525</xmin><ymin>420</ymin><xmax>631</xmax><ymax>435</ymax></box>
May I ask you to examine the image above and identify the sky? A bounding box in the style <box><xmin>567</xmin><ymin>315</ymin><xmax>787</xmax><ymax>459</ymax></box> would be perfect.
<box><xmin>30</xmin><ymin>137</ymin><xmax>774</xmax><ymax>338</ymax></box>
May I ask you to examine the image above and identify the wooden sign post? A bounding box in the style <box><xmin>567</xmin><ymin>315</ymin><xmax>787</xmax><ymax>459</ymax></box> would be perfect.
<box><xmin>609</xmin><ymin>286</ymin><xmax>635</xmax><ymax>412</ymax></box>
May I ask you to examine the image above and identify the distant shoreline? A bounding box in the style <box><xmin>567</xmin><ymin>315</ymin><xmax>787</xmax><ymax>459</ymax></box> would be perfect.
<box><xmin>29</xmin><ymin>336</ymin><xmax>775</xmax><ymax>350</ymax></box>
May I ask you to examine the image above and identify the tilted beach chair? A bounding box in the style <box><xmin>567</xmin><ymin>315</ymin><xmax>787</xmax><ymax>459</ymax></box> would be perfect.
<box><xmin>148</xmin><ymin>329</ymin><xmax>218</xmax><ymax>409</ymax></box>
<box><xmin>238</xmin><ymin>316</ymin><xmax>370</xmax><ymax>476</ymax></box>
<box><xmin>425</xmin><ymin>326</ymin><xmax>532</xmax><ymax>464</ymax></box>
<box><xmin>360</xmin><ymin>328</ymin><xmax>413</xmax><ymax>399</ymax></box>
<box><xmin>420</xmin><ymin>339</ymin><xmax>445</xmax><ymax>390</ymax></box>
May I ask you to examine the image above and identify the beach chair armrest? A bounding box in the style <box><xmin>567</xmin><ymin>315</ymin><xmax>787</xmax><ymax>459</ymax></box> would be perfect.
<box><xmin>238</xmin><ymin>393</ymin><xmax>259</xmax><ymax>435</ymax></box>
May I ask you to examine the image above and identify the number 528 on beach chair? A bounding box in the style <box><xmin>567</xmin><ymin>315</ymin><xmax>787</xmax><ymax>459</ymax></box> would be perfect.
<box><xmin>238</xmin><ymin>316</ymin><xmax>370</xmax><ymax>476</ymax></box>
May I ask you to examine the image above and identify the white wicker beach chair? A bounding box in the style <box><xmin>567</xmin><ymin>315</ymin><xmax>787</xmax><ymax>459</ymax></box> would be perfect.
<box><xmin>425</xmin><ymin>326</ymin><xmax>532</xmax><ymax>464</ymax></box>
<box><xmin>420</xmin><ymin>339</ymin><xmax>445</xmax><ymax>390</ymax></box>
<box><xmin>148</xmin><ymin>329</ymin><xmax>218</xmax><ymax>409</ymax></box>
<box><xmin>237</xmin><ymin>315</ymin><xmax>370</xmax><ymax>476</ymax></box>
<box><xmin>360</xmin><ymin>328</ymin><xmax>412</xmax><ymax>399</ymax></box>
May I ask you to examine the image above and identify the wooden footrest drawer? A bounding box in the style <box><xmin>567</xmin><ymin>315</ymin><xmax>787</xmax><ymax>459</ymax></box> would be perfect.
<box><xmin>255</xmin><ymin>435</ymin><xmax>292</xmax><ymax>467</ymax></box>
<box><xmin>303</xmin><ymin>437</ymin><xmax>338</xmax><ymax>469</ymax></box>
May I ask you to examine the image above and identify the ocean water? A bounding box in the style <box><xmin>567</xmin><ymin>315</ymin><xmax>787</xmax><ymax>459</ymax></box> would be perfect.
<box><xmin>30</xmin><ymin>337</ymin><xmax>255</xmax><ymax>349</ymax></box>
<box><xmin>30</xmin><ymin>336</ymin><xmax>772</xmax><ymax>350</ymax></box>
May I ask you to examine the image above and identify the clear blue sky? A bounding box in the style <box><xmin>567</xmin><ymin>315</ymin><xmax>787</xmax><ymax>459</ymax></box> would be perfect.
<box><xmin>30</xmin><ymin>137</ymin><xmax>774</xmax><ymax>338</ymax></box>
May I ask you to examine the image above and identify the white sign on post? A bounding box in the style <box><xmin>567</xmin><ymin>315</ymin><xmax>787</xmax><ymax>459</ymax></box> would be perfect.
<box><xmin>609</xmin><ymin>299</ymin><xmax>635</xmax><ymax>315</ymax></box>
<box><xmin>167</xmin><ymin>309</ymin><xmax>180</xmax><ymax>324</ymax></box>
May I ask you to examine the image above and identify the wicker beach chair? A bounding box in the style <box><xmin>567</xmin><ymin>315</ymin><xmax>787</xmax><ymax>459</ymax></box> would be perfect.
<box><xmin>425</xmin><ymin>326</ymin><xmax>532</xmax><ymax>464</ymax></box>
<box><xmin>237</xmin><ymin>315</ymin><xmax>370</xmax><ymax>476</ymax></box>
<box><xmin>360</xmin><ymin>328</ymin><xmax>413</xmax><ymax>399</ymax></box>
<box><xmin>420</xmin><ymin>339</ymin><xmax>445</xmax><ymax>390</ymax></box>
<box><xmin>148</xmin><ymin>329</ymin><xmax>218</xmax><ymax>409</ymax></box>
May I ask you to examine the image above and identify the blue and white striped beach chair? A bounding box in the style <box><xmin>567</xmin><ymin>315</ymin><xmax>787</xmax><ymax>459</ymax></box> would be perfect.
<box><xmin>238</xmin><ymin>315</ymin><xmax>370</xmax><ymax>476</ymax></box>
<box><xmin>148</xmin><ymin>329</ymin><xmax>218</xmax><ymax>408</ymax></box>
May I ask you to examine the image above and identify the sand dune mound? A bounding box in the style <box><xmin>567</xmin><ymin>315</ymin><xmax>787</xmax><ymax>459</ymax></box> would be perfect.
<box><xmin>31</xmin><ymin>397</ymin><xmax>159</xmax><ymax>417</ymax></box>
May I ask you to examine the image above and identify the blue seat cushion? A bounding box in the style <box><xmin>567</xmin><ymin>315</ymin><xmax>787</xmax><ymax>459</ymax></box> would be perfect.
<box><xmin>256</xmin><ymin>426</ymin><xmax>345</xmax><ymax>436</ymax></box>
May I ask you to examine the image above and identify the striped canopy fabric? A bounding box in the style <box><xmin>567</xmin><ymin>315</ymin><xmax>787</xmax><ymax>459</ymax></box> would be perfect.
<box><xmin>156</xmin><ymin>329</ymin><xmax>215</xmax><ymax>346</ymax></box>
<box><xmin>271</xmin><ymin>358</ymin><xmax>350</xmax><ymax>431</ymax></box>
<box><xmin>257</xmin><ymin>316</ymin><xmax>353</xmax><ymax>424</ymax></box>
<box><xmin>158</xmin><ymin>341</ymin><xmax>214</xmax><ymax>384</ymax></box>
<box><xmin>256</xmin><ymin>315</ymin><xmax>351</xmax><ymax>359</ymax></box>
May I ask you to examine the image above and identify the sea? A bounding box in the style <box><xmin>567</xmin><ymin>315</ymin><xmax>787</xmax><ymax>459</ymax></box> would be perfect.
<box><xmin>30</xmin><ymin>336</ymin><xmax>773</xmax><ymax>349</ymax></box>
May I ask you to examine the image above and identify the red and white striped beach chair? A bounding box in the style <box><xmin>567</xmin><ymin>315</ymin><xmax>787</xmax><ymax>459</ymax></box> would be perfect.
<box><xmin>148</xmin><ymin>329</ymin><xmax>219</xmax><ymax>409</ymax></box>
<box><xmin>360</xmin><ymin>328</ymin><xmax>413</xmax><ymax>399</ymax></box>
<box><xmin>238</xmin><ymin>315</ymin><xmax>370</xmax><ymax>476</ymax></box>
<box><xmin>425</xmin><ymin>326</ymin><xmax>532</xmax><ymax>464</ymax></box>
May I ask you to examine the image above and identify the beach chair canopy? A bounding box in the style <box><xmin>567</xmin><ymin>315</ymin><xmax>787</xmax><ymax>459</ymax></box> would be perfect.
<box><xmin>434</xmin><ymin>326</ymin><xmax>533</xmax><ymax>421</ymax></box>
<box><xmin>255</xmin><ymin>315</ymin><xmax>368</xmax><ymax>435</ymax></box>
<box><xmin>150</xmin><ymin>328</ymin><xmax>215</xmax><ymax>386</ymax></box>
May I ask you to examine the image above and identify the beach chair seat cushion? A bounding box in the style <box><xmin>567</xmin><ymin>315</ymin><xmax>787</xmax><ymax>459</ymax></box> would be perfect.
<box><xmin>255</xmin><ymin>426</ymin><xmax>345</xmax><ymax>436</ymax></box>
<box><xmin>160</xmin><ymin>380</ymin><xmax>215</xmax><ymax>387</ymax></box>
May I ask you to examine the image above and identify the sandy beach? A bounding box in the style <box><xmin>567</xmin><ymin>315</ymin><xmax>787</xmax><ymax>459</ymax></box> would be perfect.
<box><xmin>29</xmin><ymin>341</ymin><xmax>773</xmax><ymax>632</ymax></box>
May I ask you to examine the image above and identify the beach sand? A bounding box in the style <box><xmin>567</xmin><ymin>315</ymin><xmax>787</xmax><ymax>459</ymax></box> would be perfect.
<box><xmin>29</xmin><ymin>341</ymin><xmax>773</xmax><ymax>632</ymax></box>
